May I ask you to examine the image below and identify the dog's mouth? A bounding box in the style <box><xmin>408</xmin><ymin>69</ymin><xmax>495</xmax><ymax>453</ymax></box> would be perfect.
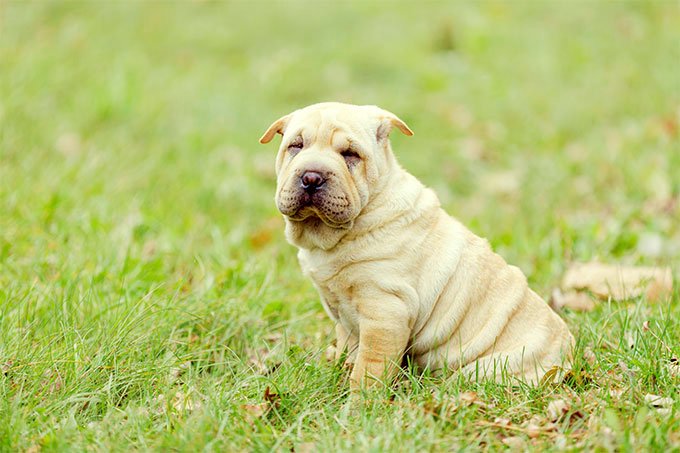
<box><xmin>287</xmin><ymin>208</ymin><xmax>354</xmax><ymax>229</ymax></box>
<box><xmin>278</xmin><ymin>189</ymin><xmax>355</xmax><ymax>229</ymax></box>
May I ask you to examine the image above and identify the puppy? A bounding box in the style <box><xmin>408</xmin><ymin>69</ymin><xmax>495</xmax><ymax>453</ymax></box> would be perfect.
<box><xmin>260</xmin><ymin>102</ymin><xmax>573</xmax><ymax>388</ymax></box>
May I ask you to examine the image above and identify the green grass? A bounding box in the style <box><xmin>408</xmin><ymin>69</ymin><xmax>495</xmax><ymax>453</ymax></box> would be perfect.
<box><xmin>1</xmin><ymin>1</ymin><xmax>679</xmax><ymax>451</ymax></box>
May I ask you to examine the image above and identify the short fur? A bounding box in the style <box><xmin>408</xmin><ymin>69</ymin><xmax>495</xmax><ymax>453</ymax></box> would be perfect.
<box><xmin>261</xmin><ymin>102</ymin><xmax>574</xmax><ymax>387</ymax></box>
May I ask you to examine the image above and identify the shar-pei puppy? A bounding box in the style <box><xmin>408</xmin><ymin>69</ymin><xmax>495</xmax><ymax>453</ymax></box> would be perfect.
<box><xmin>260</xmin><ymin>102</ymin><xmax>574</xmax><ymax>388</ymax></box>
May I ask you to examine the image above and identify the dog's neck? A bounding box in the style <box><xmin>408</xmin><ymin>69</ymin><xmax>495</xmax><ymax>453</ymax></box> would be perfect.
<box><xmin>285</xmin><ymin>166</ymin><xmax>439</xmax><ymax>252</ymax></box>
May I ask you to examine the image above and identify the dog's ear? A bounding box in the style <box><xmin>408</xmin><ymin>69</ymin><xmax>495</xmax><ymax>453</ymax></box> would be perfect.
<box><xmin>259</xmin><ymin>114</ymin><xmax>290</xmax><ymax>144</ymax></box>
<box><xmin>374</xmin><ymin>108</ymin><xmax>414</xmax><ymax>142</ymax></box>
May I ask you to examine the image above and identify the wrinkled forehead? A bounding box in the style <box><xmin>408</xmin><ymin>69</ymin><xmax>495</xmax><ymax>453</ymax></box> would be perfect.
<box><xmin>285</xmin><ymin>106</ymin><xmax>376</xmax><ymax>147</ymax></box>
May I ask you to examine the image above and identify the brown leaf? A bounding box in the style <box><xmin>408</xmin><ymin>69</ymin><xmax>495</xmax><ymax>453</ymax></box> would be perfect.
<box><xmin>501</xmin><ymin>436</ymin><xmax>526</xmax><ymax>449</ymax></box>
<box><xmin>324</xmin><ymin>345</ymin><xmax>336</xmax><ymax>362</ymax></box>
<box><xmin>246</xmin><ymin>347</ymin><xmax>281</xmax><ymax>375</ymax></box>
<box><xmin>583</xmin><ymin>347</ymin><xmax>597</xmax><ymax>365</ymax></box>
<box><xmin>493</xmin><ymin>417</ymin><xmax>511</xmax><ymax>427</ymax></box>
<box><xmin>547</xmin><ymin>399</ymin><xmax>569</xmax><ymax>422</ymax></box>
<box><xmin>624</xmin><ymin>330</ymin><xmax>636</xmax><ymax>350</ymax></box>
<box><xmin>644</xmin><ymin>393</ymin><xmax>673</xmax><ymax>408</ymax></box>
<box><xmin>40</xmin><ymin>368</ymin><xmax>63</xmax><ymax>395</ymax></box>
<box><xmin>562</xmin><ymin>262</ymin><xmax>673</xmax><ymax>301</ymax></box>
<box><xmin>554</xmin><ymin>435</ymin><xmax>568</xmax><ymax>450</ymax></box>
<box><xmin>526</xmin><ymin>416</ymin><xmax>542</xmax><ymax>438</ymax></box>
<box><xmin>609</xmin><ymin>388</ymin><xmax>625</xmax><ymax>399</ymax></box>
<box><xmin>459</xmin><ymin>391</ymin><xmax>492</xmax><ymax>409</ymax></box>
<box><xmin>242</xmin><ymin>403</ymin><xmax>269</xmax><ymax>423</ymax></box>
<box><xmin>1</xmin><ymin>360</ymin><xmax>12</xmax><ymax>375</ymax></box>
<box><xmin>459</xmin><ymin>391</ymin><xmax>479</xmax><ymax>404</ymax></box>
<box><xmin>550</xmin><ymin>288</ymin><xmax>595</xmax><ymax>312</ymax></box>
<box><xmin>168</xmin><ymin>361</ymin><xmax>191</xmax><ymax>382</ymax></box>
<box><xmin>263</xmin><ymin>386</ymin><xmax>280</xmax><ymax>404</ymax></box>
<box><xmin>241</xmin><ymin>387</ymin><xmax>283</xmax><ymax>425</ymax></box>
<box><xmin>669</xmin><ymin>358</ymin><xmax>680</xmax><ymax>378</ymax></box>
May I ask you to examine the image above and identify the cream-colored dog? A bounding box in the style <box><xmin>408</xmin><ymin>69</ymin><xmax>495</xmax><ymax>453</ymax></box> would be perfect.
<box><xmin>260</xmin><ymin>102</ymin><xmax>574</xmax><ymax>388</ymax></box>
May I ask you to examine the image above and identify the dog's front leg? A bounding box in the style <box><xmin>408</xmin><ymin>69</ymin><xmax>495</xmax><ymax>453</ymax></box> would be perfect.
<box><xmin>350</xmin><ymin>298</ymin><xmax>411</xmax><ymax>390</ymax></box>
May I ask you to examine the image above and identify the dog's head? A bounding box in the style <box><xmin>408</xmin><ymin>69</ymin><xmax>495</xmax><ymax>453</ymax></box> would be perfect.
<box><xmin>260</xmin><ymin>102</ymin><xmax>412</xmax><ymax>249</ymax></box>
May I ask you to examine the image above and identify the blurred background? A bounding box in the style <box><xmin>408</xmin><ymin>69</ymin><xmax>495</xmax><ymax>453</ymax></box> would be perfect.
<box><xmin>2</xmin><ymin>0</ymin><xmax>679</xmax><ymax>325</ymax></box>
<box><xmin>1</xmin><ymin>2</ymin><xmax>679</xmax><ymax>449</ymax></box>
<box><xmin>3</xmin><ymin>0</ymin><xmax>679</xmax><ymax>326</ymax></box>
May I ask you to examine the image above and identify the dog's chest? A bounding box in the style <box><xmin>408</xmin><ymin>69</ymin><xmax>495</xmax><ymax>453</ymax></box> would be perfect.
<box><xmin>298</xmin><ymin>253</ymin><xmax>359</xmax><ymax>328</ymax></box>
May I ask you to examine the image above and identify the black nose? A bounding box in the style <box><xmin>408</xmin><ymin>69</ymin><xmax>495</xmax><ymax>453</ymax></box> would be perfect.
<box><xmin>300</xmin><ymin>171</ymin><xmax>325</xmax><ymax>193</ymax></box>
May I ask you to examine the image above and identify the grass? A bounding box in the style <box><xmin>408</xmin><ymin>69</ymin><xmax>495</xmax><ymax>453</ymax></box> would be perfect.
<box><xmin>1</xmin><ymin>1</ymin><xmax>679</xmax><ymax>451</ymax></box>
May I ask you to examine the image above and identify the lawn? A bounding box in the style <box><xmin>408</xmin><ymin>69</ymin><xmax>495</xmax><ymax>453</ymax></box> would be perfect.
<box><xmin>1</xmin><ymin>1</ymin><xmax>679</xmax><ymax>451</ymax></box>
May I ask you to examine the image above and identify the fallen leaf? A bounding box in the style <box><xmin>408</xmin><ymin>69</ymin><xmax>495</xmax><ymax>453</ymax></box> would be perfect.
<box><xmin>421</xmin><ymin>398</ymin><xmax>449</xmax><ymax>419</ymax></box>
<box><xmin>241</xmin><ymin>387</ymin><xmax>283</xmax><ymax>424</ymax></box>
<box><xmin>550</xmin><ymin>288</ymin><xmax>595</xmax><ymax>312</ymax></box>
<box><xmin>624</xmin><ymin>330</ymin><xmax>636</xmax><ymax>350</ymax></box>
<box><xmin>246</xmin><ymin>347</ymin><xmax>281</xmax><ymax>375</ymax></box>
<box><xmin>501</xmin><ymin>436</ymin><xmax>526</xmax><ymax>449</ymax></box>
<box><xmin>324</xmin><ymin>345</ymin><xmax>336</xmax><ymax>362</ymax></box>
<box><xmin>547</xmin><ymin>399</ymin><xmax>569</xmax><ymax>422</ymax></box>
<box><xmin>168</xmin><ymin>361</ymin><xmax>191</xmax><ymax>382</ymax></box>
<box><xmin>458</xmin><ymin>391</ymin><xmax>492</xmax><ymax>409</ymax></box>
<box><xmin>40</xmin><ymin>368</ymin><xmax>63</xmax><ymax>395</ymax></box>
<box><xmin>560</xmin><ymin>369</ymin><xmax>595</xmax><ymax>389</ymax></box>
<box><xmin>242</xmin><ymin>403</ymin><xmax>268</xmax><ymax>423</ymax></box>
<box><xmin>1</xmin><ymin>361</ymin><xmax>12</xmax><ymax>375</ymax></box>
<box><xmin>609</xmin><ymin>388</ymin><xmax>625</xmax><ymax>399</ymax></box>
<box><xmin>540</xmin><ymin>366</ymin><xmax>562</xmax><ymax>385</ymax></box>
<box><xmin>617</xmin><ymin>360</ymin><xmax>637</xmax><ymax>378</ymax></box>
<box><xmin>644</xmin><ymin>393</ymin><xmax>673</xmax><ymax>408</ymax></box>
<box><xmin>583</xmin><ymin>347</ymin><xmax>596</xmax><ymax>365</ymax></box>
<box><xmin>526</xmin><ymin>416</ymin><xmax>542</xmax><ymax>438</ymax></box>
<box><xmin>669</xmin><ymin>358</ymin><xmax>680</xmax><ymax>378</ymax></box>
<box><xmin>562</xmin><ymin>262</ymin><xmax>673</xmax><ymax>301</ymax></box>
<box><xmin>543</xmin><ymin>421</ymin><xmax>559</xmax><ymax>432</ymax></box>
<box><xmin>263</xmin><ymin>386</ymin><xmax>280</xmax><ymax>404</ymax></box>
<box><xmin>459</xmin><ymin>391</ymin><xmax>479</xmax><ymax>404</ymax></box>
<box><xmin>493</xmin><ymin>417</ymin><xmax>511</xmax><ymax>427</ymax></box>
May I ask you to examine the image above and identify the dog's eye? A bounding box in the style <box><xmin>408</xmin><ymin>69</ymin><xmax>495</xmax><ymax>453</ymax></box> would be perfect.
<box><xmin>341</xmin><ymin>149</ymin><xmax>361</xmax><ymax>167</ymax></box>
<box><xmin>287</xmin><ymin>140</ymin><xmax>303</xmax><ymax>156</ymax></box>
